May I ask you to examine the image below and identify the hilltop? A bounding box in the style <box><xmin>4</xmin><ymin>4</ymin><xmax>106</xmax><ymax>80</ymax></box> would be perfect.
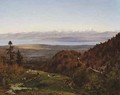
<box><xmin>47</xmin><ymin>50</ymin><xmax>82</xmax><ymax>74</ymax></box>
<box><xmin>82</xmin><ymin>32</ymin><xmax>120</xmax><ymax>71</ymax></box>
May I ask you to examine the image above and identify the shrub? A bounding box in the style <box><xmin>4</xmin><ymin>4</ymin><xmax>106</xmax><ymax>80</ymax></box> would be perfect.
<box><xmin>0</xmin><ymin>63</ymin><xmax>25</xmax><ymax>87</ymax></box>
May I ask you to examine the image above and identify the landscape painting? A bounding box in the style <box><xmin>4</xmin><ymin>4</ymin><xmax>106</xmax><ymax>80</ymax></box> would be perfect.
<box><xmin>0</xmin><ymin>0</ymin><xmax>120</xmax><ymax>95</ymax></box>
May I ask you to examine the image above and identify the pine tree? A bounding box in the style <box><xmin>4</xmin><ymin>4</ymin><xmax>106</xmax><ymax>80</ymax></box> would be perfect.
<box><xmin>6</xmin><ymin>41</ymin><xmax>15</xmax><ymax>64</ymax></box>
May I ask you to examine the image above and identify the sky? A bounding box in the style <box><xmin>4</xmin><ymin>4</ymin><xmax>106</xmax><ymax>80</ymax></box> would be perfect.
<box><xmin>0</xmin><ymin>0</ymin><xmax>120</xmax><ymax>33</ymax></box>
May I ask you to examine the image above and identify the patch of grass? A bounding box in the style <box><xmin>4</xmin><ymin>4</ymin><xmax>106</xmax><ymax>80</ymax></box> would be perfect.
<box><xmin>23</xmin><ymin>70</ymin><xmax>76</xmax><ymax>94</ymax></box>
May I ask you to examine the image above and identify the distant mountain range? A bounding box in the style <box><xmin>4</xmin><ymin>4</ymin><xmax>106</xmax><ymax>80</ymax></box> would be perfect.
<box><xmin>0</xmin><ymin>31</ymin><xmax>119</xmax><ymax>45</ymax></box>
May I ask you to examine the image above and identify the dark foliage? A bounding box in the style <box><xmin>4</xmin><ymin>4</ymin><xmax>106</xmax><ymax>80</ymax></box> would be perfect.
<box><xmin>16</xmin><ymin>50</ymin><xmax>23</xmax><ymax>65</ymax></box>
<box><xmin>6</xmin><ymin>41</ymin><xmax>15</xmax><ymax>64</ymax></box>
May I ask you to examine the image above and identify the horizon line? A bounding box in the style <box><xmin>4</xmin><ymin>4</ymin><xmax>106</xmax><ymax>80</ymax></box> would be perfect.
<box><xmin>0</xmin><ymin>30</ymin><xmax>119</xmax><ymax>34</ymax></box>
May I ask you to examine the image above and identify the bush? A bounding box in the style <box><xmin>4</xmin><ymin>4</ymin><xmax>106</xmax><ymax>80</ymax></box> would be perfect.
<box><xmin>0</xmin><ymin>63</ymin><xmax>25</xmax><ymax>87</ymax></box>
<box><xmin>72</xmin><ymin>63</ymin><xmax>120</xmax><ymax>95</ymax></box>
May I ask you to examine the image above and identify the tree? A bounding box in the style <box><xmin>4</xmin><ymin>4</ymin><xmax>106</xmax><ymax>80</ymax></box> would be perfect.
<box><xmin>6</xmin><ymin>41</ymin><xmax>15</xmax><ymax>64</ymax></box>
<box><xmin>8</xmin><ymin>41</ymin><xmax>12</xmax><ymax>46</ymax></box>
<box><xmin>16</xmin><ymin>50</ymin><xmax>23</xmax><ymax>65</ymax></box>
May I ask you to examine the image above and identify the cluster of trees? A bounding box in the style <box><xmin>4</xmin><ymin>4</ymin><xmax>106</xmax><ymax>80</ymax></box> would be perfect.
<box><xmin>0</xmin><ymin>41</ymin><xmax>24</xmax><ymax>87</ymax></box>
<box><xmin>2</xmin><ymin>41</ymin><xmax>23</xmax><ymax>65</ymax></box>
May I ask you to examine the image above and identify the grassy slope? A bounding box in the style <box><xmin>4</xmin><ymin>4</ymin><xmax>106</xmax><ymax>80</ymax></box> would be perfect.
<box><xmin>0</xmin><ymin>70</ymin><xmax>77</xmax><ymax>95</ymax></box>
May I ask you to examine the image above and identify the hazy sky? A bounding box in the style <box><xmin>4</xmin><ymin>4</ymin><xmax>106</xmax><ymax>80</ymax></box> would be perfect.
<box><xmin>0</xmin><ymin>0</ymin><xmax>120</xmax><ymax>33</ymax></box>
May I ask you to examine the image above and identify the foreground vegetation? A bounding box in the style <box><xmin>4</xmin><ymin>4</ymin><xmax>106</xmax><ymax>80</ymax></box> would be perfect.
<box><xmin>0</xmin><ymin>62</ymin><xmax>119</xmax><ymax>95</ymax></box>
<box><xmin>0</xmin><ymin>63</ymin><xmax>77</xmax><ymax>95</ymax></box>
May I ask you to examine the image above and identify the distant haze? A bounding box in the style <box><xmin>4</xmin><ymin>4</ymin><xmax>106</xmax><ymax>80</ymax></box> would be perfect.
<box><xmin>0</xmin><ymin>31</ymin><xmax>118</xmax><ymax>46</ymax></box>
